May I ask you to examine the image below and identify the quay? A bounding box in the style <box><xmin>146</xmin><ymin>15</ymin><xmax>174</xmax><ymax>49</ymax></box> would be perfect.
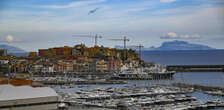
<box><xmin>167</xmin><ymin>65</ymin><xmax>224</xmax><ymax>72</ymax></box>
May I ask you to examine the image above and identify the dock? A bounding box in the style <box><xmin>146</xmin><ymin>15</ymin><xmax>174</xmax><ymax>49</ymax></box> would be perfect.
<box><xmin>34</xmin><ymin>80</ymin><xmax>127</xmax><ymax>85</ymax></box>
<box><xmin>167</xmin><ymin>65</ymin><xmax>224</xmax><ymax>72</ymax></box>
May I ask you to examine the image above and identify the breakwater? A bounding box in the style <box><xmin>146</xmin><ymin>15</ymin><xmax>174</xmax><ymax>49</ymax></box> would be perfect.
<box><xmin>167</xmin><ymin>65</ymin><xmax>224</xmax><ymax>72</ymax></box>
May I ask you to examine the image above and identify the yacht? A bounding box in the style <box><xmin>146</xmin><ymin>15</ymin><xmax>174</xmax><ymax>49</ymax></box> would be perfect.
<box><xmin>112</xmin><ymin>65</ymin><xmax>175</xmax><ymax>80</ymax></box>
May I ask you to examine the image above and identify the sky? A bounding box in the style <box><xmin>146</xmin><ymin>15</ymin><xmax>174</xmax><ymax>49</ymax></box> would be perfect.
<box><xmin>0</xmin><ymin>0</ymin><xmax>224</xmax><ymax>51</ymax></box>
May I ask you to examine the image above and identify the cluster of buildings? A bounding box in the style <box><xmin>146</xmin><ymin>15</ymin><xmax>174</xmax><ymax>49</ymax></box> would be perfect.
<box><xmin>0</xmin><ymin>44</ymin><xmax>140</xmax><ymax>74</ymax></box>
<box><xmin>26</xmin><ymin>56</ymin><xmax>122</xmax><ymax>73</ymax></box>
<box><xmin>0</xmin><ymin>49</ymin><xmax>7</xmax><ymax>56</ymax></box>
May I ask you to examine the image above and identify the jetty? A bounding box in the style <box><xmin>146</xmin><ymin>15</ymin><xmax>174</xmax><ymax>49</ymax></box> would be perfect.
<box><xmin>167</xmin><ymin>65</ymin><xmax>224</xmax><ymax>72</ymax></box>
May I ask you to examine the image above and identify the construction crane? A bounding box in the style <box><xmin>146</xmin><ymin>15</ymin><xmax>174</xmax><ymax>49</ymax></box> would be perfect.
<box><xmin>129</xmin><ymin>44</ymin><xmax>144</xmax><ymax>73</ymax></box>
<box><xmin>109</xmin><ymin>36</ymin><xmax>130</xmax><ymax>49</ymax></box>
<box><xmin>72</xmin><ymin>34</ymin><xmax>102</xmax><ymax>46</ymax></box>
<box><xmin>109</xmin><ymin>36</ymin><xmax>130</xmax><ymax>61</ymax></box>
<box><xmin>128</xmin><ymin>44</ymin><xmax>144</xmax><ymax>59</ymax></box>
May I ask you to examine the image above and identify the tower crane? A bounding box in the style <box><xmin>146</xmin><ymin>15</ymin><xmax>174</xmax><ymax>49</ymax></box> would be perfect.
<box><xmin>128</xmin><ymin>44</ymin><xmax>144</xmax><ymax>59</ymax></box>
<box><xmin>72</xmin><ymin>34</ymin><xmax>102</xmax><ymax>46</ymax></box>
<box><xmin>109</xmin><ymin>36</ymin><xmax>130</xmax><ymax>49</ymax></box>
<box><xmin>109</xmin><ymin>36</ymin><xmax>130</xmax><ymax>60</ymax></box>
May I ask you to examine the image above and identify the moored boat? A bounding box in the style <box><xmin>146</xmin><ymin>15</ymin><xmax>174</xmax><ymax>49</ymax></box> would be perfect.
<box><xmin>111</xmin><ymin>65</ymin><xmax>175</xmax><ymax>80</ymax></box>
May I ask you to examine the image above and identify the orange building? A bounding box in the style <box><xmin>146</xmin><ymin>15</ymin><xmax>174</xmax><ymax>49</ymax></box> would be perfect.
<box><xmin>0</xmin><ymin>79</ymin><xmax>33</xmax><ymax>86</ymax></box>
<box><xmin>29</xmin><ymin>52</ymin><xmax>37</xmax><ymax>57</ymax></box>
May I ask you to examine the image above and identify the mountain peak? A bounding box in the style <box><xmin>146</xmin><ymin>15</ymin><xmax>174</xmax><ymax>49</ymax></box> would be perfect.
<box><xmin>115</xmin><ymin>40</ymin><xmax>215</xmax><ymax>51</ymax></box>
<box><xmin>0</xmin><ymin>44</ymin><xmax>27</xmax><ymax>54</ymax></box>
<box><xmin>157</xmin><ymin>40</ymin><xmax>214</xmax><ymax>50</ymax></box>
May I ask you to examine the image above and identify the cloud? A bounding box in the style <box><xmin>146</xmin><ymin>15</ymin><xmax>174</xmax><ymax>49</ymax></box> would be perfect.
<box><xmin>160</xmin><ymin>32</ymin><xmax>201</xmax><ymax>39</ymax></box>
<box><xmin>88</xmin><ymin>7</ymin><xmax>100</xmax><ymax>15</ymax></box>
<box><xmin>160</xmin><ymin>0</ymin><xmax>177</xmax><ymax>3</ymax></box>
<box><xmin>41</xmin><ymin>0</ymin><xmax>106</xmax><ymax>9</ymax></box>
<box><xmin>5</xmin><ymin>35</ymin><xmax>14</xmax><ymax>43</ymax></box>
<box><xmin>0</xmin><ymin>35</ymin><xmax>14</xmax><ymax>43</ymax></box>
<box><xmin>0</xmin><ymin>35</ymin><xmax>24</xmax><ymax>43</ymax></box>
<box><xmin>126</xmin><ymin>8</ymin><xmax>146</xmax><ymax>12</ymax></box>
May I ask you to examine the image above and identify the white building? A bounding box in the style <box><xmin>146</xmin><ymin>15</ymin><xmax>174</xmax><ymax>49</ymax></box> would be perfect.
<box><xmin>0</xmin><ymin>60</ymin><xmax>9</xmax><ymax>64</ymax></box>
<box><xmin>0</xmin><ymin>84</ymin><xmax>58</xmax><ymax>110</ymax></box>
<box><xmin>41</xmin><ymin>66</ymin><xmax>54</xmax><ymax>73</ymax></box>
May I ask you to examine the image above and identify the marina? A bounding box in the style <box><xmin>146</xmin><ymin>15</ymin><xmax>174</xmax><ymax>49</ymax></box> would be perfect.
<box><xmin>1</xmin><ymin>0</ymin><xmax>224</xmax><ymax>109</ymax></box>
<box><xmin>57</xmin><ymin>85</ymin><xmax>224</xmax><ymax>110</ymax></box>
<box><xmin>53</xmin><ymin>71</ymin><xmax>224</xmax><ymax>110</ymax></box>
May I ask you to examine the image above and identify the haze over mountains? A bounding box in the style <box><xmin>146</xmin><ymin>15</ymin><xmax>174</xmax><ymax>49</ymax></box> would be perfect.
<box><xmin>0</xmin><ymin>44</ymin><xmax>28</xmax><ymax>56</ymax></box>
<box><xmin>0</xmin><ymin>40</ymin><xmax>216</xmax><ymax>56</ymax></box>
<box><xmin>115</xmin><ymin>40</ymin><xmax>215</xmax><ymax>51</ymax></box>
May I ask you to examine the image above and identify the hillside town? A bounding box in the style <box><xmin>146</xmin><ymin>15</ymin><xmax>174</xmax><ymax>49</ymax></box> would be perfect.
<box><xmin>0</xmin><ymin>44</ymin><xmax>142</xmax><ymax>75</ymax></box>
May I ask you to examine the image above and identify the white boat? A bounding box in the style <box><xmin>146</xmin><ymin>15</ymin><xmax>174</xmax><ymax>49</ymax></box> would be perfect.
<box><xmin>112</xmin><ymin>65</ymin><xmax>175</xmax><ymax>80</ymax></box>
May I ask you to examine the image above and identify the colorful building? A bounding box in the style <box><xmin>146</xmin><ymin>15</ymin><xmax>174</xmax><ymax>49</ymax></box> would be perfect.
<box><xmin>38</xmin><ymin>46</ymin><xmax>72</xmax><ymax>57</ymax></box>
<box><xmin>38</xmin><ymin>49</ymin><xmax>49</xmax><ymax>56</ymax></box>
<box><xmin>107</xmin><ymin>58</ymin><xmax>121</xmax><ymax>72</ymax></box>
<box><xmin>29</xmin><ymin>52</ymin><xmax>37</xmax><ymax>57</ymax></box>
<box><xmin>96</xmin><ymin>59</ymin><xmax>108</xmax><ymax>72</ymax></box>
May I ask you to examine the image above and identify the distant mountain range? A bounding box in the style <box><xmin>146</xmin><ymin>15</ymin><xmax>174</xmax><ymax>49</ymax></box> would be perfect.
<box><xmin>0</xmin><ymin>44</ymin><xmax>28</xmax><ymax>56</ymax></box>
<box><xmin>115</xmin><ymin>40</ymin><xmax>215</xmax><ymax>51</ymax></box>
<box><xmin>0</xmin><ymin>40</ymin><xmax>216</xmax><ymax>57</ymax></box>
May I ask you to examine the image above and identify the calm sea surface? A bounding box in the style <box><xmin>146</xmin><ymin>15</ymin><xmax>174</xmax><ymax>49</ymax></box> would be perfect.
<box><xmin>141</xmin><ymin>50</ymin><xmax>224</xmax><ymax>65</ymax></box>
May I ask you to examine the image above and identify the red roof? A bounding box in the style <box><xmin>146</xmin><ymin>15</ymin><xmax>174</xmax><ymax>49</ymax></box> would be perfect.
<box><xmin>65</xmin><ymin>56</ymin><xmax>82</xmax><ymax>60</ymax></box>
